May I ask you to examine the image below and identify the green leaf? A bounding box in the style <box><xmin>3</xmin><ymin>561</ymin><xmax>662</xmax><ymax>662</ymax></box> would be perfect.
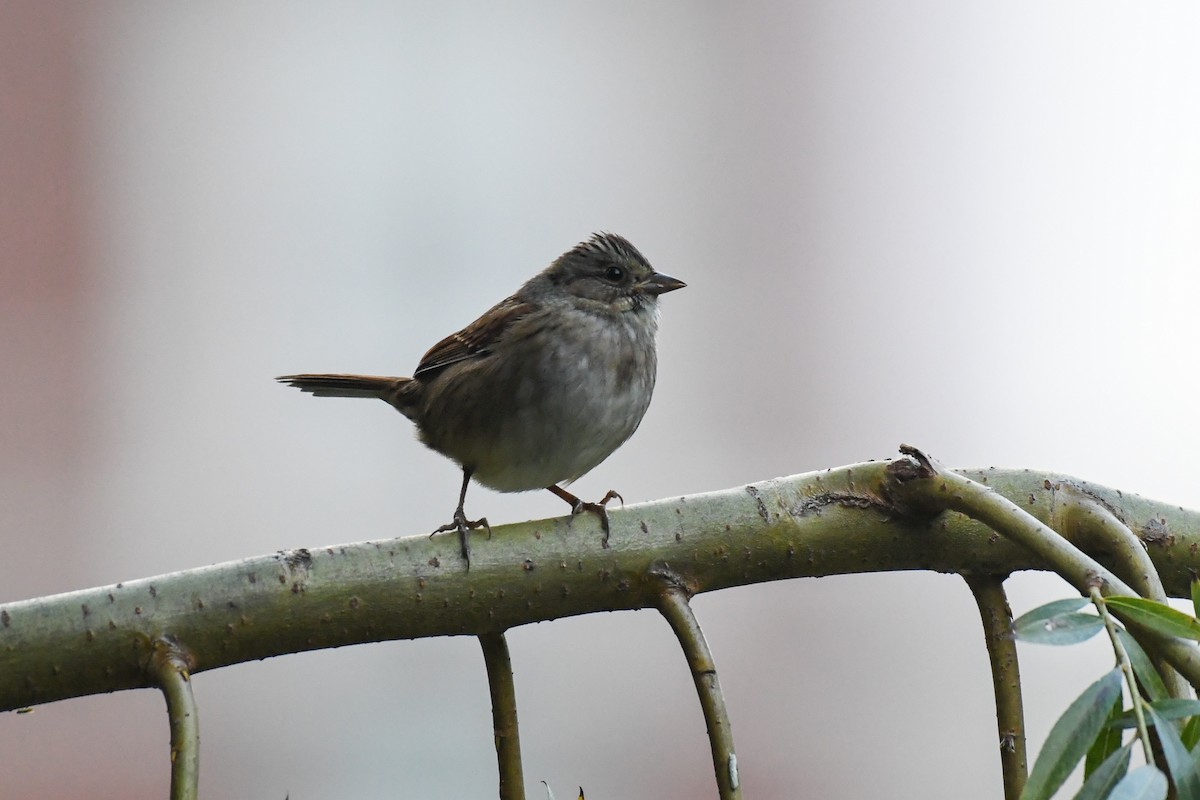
<box><xmin>1146</xmin><ymin>705</ymin><xmax>1200</xmax><ymax>800</ymax></box>
<box><xmin>1148</xmin><ymin>698</ymin><xmax>1200</xmax><ymax>720</ymax></box>
<box><xmin>1085</xmin><ymin>694</ymin><xmax>1125</xmax><ymax>777</ymax></box>
<box><xmin>1182</xmin><ymin>715</ymin><xmax>1200</xmax><ymax>751</ymax></box>
<box><xmin>1106</xmin><ymin>765</ymin><xmax>1168</xmax><ymax>800</ymax></box>
<box><xmin>1191</xmin><ymin>578</ymin><xmax>1200</xmax><ymax>621</ymax></box>
<box><xmin>1110</xmin><ymin>699</ymin><xmax>1200</xmax><ymax>730</ymax></box>
<box><xmin>1013</xmin><ymin>598</ymin><xmax>1103</xmax><ymax>645</ymax></box>
<box><xmin>1105</xmin><ymin>597</ymin><xmax>1200</xmax><ymax>641</ymax></box>
<box><xmin>1021</xmin><ymin>669</ymin><xmax>1124</xmax><ymax>800</ymax></box>
<box><xmin>1016</xmin><ymin>598</ymin><xmax>1091</xmax><ymax>622</ymax></box>
<box><xmin>1017</xmin><ymin>613</ymin><xmax>1105</xmax><ymax>645</ymax></box>
<box><xmin>1117</xmin><ymin>629</ymin><xmax>1169</xmax><ymax>702</ymax></box>
<box><xmin>1075</xmin><ymin>743</ymin><xmax>1132</xmax><ymax>800</ymax></box>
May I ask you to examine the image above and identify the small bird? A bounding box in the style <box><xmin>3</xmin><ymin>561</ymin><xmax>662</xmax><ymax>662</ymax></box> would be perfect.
<box><xmin>278</xmin><ymin>233</ymin><xmax>684</xmax><ymax>563</ymax></box>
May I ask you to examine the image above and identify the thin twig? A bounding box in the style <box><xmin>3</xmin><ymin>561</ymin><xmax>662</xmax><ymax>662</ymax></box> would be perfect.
<box><xmin>150</xmin><ymin>637</ymin><xmax>199</xmax><ymax>800</ymax></box>
<box><xmin>1091</xmin><ymin>587</ymin><xmax>1155</xmax><ymax>764</ymax></box>
<box><xmin>479</xmin><ymin>632</ymin><xmax>525</xmax><ymax>800</ymax></box>
<box><xmin>963</xmin><ymin>573</ymin><xmax>1027</xmax><ymax>800</ymax></box>
<box><xmin>655</xmin><ymin>577</ymin><xmax>740</xmax><ymax>800</ymax></box>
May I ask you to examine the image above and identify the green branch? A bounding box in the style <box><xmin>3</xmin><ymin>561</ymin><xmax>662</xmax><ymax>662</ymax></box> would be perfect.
<box><xmin>479</xmin><ymin>633</ymin><xmax>524</xmax><ymax>800</ymax></box>
<box><xmin>1051</xmin><ymin>484</ymin><xmax>1187</xmax><ymax>698</ymax></box>
<box><xmin>655</xmin><ymin>569</ymin><xmax>740</xmax><ymax>800</ymax></box>
<box><xmin>149</xmin><ymin>636</ymin><xmax>199</xmax><ymax>800</ymax></box>
<box><xmin>963</xmin><ymin>573</ymin><xmax>1027</xmax><ymax>800</ymax></box>
<box><xmin>3</xmin><ymin>461</ymin><xmax>1200</xmax><ymax>712</ymax></box>
<box><xmin>884</xmin><ymin>449</ymin><xmax>1200</xmax><ymax>690</ymax></box>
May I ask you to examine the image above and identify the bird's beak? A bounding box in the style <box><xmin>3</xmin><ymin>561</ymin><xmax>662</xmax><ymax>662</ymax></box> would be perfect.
<box><xmin>641</xmin><ymin>272</ymin><xmax>686</xmax><ymax>296</ymax></box>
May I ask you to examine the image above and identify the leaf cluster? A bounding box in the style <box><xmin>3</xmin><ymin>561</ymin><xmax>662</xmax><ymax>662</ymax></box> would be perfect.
<box><xmin>1013</xmin><ymin>583</ymin><xmax>1200</xmax><ymax>800</ymax></box>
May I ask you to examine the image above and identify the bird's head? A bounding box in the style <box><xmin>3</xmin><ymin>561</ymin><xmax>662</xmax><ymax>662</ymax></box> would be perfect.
<box><xmin>537</xmin><ymin>232</ymin><xmax>686</xmax><ymax>313</ymax></box>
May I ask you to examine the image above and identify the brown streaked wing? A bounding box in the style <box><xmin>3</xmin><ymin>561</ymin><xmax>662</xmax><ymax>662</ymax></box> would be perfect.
<box><xmin>412</xmin><ymin>295</ymin><xmax>535</xmax><ymax>378</ymax></box>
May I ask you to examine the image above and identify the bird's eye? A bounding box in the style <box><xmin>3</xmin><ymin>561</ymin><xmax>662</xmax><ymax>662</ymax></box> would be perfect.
<box><xmin>604</xmin><ymin>266</ymin><xmax>625</xmax><ymax>283</ymax></box>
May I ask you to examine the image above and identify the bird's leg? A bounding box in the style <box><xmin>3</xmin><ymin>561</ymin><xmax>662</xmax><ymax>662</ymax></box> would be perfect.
<box><xmin>546</xmin><ymin>485</ymin><xmax>624</xmax><ymax>548</ymax></box>
<box><xmin>431</xmin><ymin>468</ymin><xmax>491</xmax><ymax>565</ymax></box>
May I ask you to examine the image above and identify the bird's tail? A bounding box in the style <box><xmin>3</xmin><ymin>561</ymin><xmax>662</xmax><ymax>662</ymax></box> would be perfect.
<box><xmin>276</xmin><ymin>373</ymin><xmax>410</xmax><ymax>399</ymax></box>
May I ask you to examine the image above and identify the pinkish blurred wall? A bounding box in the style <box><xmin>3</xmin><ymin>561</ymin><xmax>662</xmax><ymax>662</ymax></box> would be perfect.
<box><xmin>0</xmin><ymin>3</ymin><xmax>92</xmax><ymax>593</ymax></box>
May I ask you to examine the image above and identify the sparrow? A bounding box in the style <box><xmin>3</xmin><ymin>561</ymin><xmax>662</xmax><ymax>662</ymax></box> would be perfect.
<box><xmin>278</xmin><ymin>232</ymin><xmax>685</xmax><ymax>563</ymax></box>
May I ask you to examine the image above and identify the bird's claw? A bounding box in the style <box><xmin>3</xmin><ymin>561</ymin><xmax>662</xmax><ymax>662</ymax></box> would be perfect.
<box><xmin>432</xmin><ymin>510</ymin><xmax>491</xmax><ymax>565</ymax></box>
<box><xmin>569</xmin><ymin>489</ymin><xmax>624</xmax><ymax>548</ymax></box>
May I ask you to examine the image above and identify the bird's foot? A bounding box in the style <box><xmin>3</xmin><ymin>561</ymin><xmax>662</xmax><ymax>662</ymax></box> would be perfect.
<box><xmin>431</xmin><ymin>509</ymin><xmax>491</xmax><ymax>565</ymax></box>
<box><xmin>552</xmin><ymin>488</ymin><xmax>624</xmax><ymax>548</ymax></box>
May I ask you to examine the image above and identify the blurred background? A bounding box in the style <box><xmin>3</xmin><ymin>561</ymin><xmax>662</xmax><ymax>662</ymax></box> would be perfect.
<box><xmin>3</xmin><ymin>2</ymin><xmax>1200</xmax><ymax>797</ymax></box>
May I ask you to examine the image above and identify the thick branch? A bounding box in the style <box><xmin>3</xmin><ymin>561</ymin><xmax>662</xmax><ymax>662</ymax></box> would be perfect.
<box><xmin>2</xmin><ymin>463</ymin><xmax>1199</xmax><ymax>711</ymax></box>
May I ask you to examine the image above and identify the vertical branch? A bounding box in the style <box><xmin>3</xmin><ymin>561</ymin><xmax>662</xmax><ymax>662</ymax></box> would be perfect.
<box><xmin>656</xmin><ymin>580</ymin><xmax>741</xmax><ymax>800</ymax></box>
<box><xmin>149</xmin><ymin>637</ymin><xmax>199</xmax><ymax>800</ymax></box>
<box><xmin>479</xmin><ymin>632</ymin><xmax>525</xmax><ymax>800</ymax></box>
<box><xmin>963</xmin><ymin>573</ymin><xmax>1027</xmax><ymax>800</ymax></box>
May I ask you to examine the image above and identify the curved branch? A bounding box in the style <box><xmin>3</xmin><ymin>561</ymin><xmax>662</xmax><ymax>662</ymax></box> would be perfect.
<box><xmin>654</xmin><ymin>571</ymin><xmax>739</xmax><ymax>800</ymax></box>
<box><xmin>885</xmin><ymin>450</ymin><xmax>1200</xmax><ymax>690</ymax></box>
<box><xmin>4</xmin><ymin>462</ymin><xmax>1200</xmax><ymax>712</ymax></box>
<box><xmin>1049</xmin><ymin>484</ymin><xmax>1187</xmax><ymax>698</ymax></box>
<box><xmin>963</xmin><ymin>574</ymin><xmax>1026</xmax><ymax>800</ymax></box>
<box><xmin>150</xmin><ymin>636</ymin><xmax>199</xmax><ymax>800</ymax></box>
<box><xmin>1050</xmin><ymin>483</ymin><xmax>1167</xmax><ymax>602</ymax></box>
<box><xmin>479</xmin><ymin>632</ymin><xmax>524</xmax><ymax>800</ymax></box>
